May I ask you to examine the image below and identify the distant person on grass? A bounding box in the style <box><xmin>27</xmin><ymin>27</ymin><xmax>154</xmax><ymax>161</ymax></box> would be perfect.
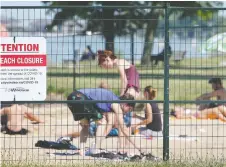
<box><xmin>80</xmin><ymin>45</ymin><xmax>96</xmax><ymax>61</ymax></box>
<box><xmin>1</xmin><ymin>103</ymin><xmax>44</xmax><ymax>135</ymax></box>
<box><xmin>171</xmin><ymin>78</ymin><xmax>226</xmax><ymax>122</ymax></box>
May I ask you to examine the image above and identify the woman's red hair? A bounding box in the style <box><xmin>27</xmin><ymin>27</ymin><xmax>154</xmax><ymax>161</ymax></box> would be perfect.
<box><xmin>97</xmin><ymin>50</ymin><xmax>117</xmax><ymax>66</ymax></box>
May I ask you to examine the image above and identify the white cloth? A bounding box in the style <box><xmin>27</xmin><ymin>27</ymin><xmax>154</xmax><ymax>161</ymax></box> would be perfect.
<box><xmin>139</xmin><ymin>127</ymin><xmax>163</xmax><ymax>137</ymax></box>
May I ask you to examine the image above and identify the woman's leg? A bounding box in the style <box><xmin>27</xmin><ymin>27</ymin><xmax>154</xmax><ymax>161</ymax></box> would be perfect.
<box><xmin>60</xmin><ymin>131</ymin><xmax>80</xmax><ymax>138</ymax></box>
<box><xmin>79</xmin><ymin>119</ymin><xmax>89</xmax><ymax>156</ymax></box>
<box><xmin>218</xmin><ymin>105</ymin><xmax>226</xmax><ymax>117</ymax></box>
<box><xmin>200</xmin><ymin>107</ymin><xmax>226</xmax><ymax>122</ymax></box>
<box><xmin>94</xmin><ymin>115</ymin><xmax>108</xmax><ymax>150</ymax></box>
<box><xmin>114</xmin><ymin>114</ymin><xmax>130</xmax><ymax>153</ymax></box>
<box><xmin>79</xmin><ymin>119</ymin><xmax>89</xmax><ymax>143</ymax></box>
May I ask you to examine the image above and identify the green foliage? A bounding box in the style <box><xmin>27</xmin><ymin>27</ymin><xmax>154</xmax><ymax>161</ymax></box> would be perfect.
<box><xmin>47</xmin><ymin>85</ymin><xmax>56</xmax><ymax>94</ymax></box>
<box><xmin>44</xmin><ymin>1</ymin><xmax>223</xmax><ymax>63</ymax></box>
<box><xmin>197</xmin><ymin>10</ymin><xmax>213</xmax><ymax>21</ymax></box>
<box><xmin>56</xmin><ymin>87</ymin><xmax>66</xmax><ymax>94</ymax></box>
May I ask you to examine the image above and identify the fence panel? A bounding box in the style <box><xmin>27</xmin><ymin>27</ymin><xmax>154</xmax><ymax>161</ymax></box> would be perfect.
<box><xmin>0</xmin><ymin>4</ymin><xmax>226</xmax><ymax>166</ymax></box>
<box><xmin>168</xmin><ymin>6</ymin><xmax>226</xmax><ymax>161</ymax></box>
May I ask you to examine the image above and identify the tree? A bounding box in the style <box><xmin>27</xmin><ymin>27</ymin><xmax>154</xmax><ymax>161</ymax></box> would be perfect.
<box><xmin>136</xmin><ymin>1</ymin><xmax>222</xmax><ymax>64</ymax></box>
<box><xmin>44</xmin><ymin>1</ymin><xmax>222</xmax><ymax>64</ymax></box>
<box><xmin>44</xmin><ymin>1</ymin><xmax>137</xmax><ymax>51</ymax></box>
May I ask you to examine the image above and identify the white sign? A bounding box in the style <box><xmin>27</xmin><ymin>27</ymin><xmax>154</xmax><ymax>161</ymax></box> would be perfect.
<box><xmin>0</xmin><ymin>37</ymin><xmax>46</xmax><ymax>101</ymax></box>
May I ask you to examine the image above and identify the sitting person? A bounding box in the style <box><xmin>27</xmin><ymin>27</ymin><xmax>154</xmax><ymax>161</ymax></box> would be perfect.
<box><xmin>80</xmin><ymin>45</ymin><xmax>96</xmax><ymax>61</ymax></box>
<box><xmin>131</xmin><ymin>86</ymin><xmax>162</xmax><ymax>137</ymax></box>
<box><xmin>106</xmin><ymin>86</ymin><xmax>162</xmax><ymax>152</ymax></box>
<box><xmin>1</xmin><ymin>102</ymin><xmax>44</xmax><ymax>135</ymax></box>
<box><xmin>196</xmin><ymin>78</ymin><xmax>226</xmax><ymax>110</ymax></box>
<box><xmin>171</xmin><ymin>78</ymin><xmax>226</xmax><ymax>122</ymax></box>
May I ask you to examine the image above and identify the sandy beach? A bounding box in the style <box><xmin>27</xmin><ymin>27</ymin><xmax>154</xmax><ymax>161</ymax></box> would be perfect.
<box><xmin>1</xmin><ymin>103</ymin><xmax>226</xmax><ymax>164</ymax></box>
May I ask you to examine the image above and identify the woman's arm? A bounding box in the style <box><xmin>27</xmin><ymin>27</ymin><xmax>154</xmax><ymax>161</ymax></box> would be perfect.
<box><xmin>118</xmin><ymin>63</ymin><xmax>128</xmax><ymax>96</ymax></box>
<box><xmin>132</xmin><ymin>103</ymin><xmax>153</xmax><ymax>129</ymax></box>
<box><xmin>133</xmin><ymin>113</ymin><xmax>145</xmax><ymax>120</ymax></box>
<box><xmin>112</xmin><ymin>103</ymin><xmax>141</xmax><ymax>152</ymax></box>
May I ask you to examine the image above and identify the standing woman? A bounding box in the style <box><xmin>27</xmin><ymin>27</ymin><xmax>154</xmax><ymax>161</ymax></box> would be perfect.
<box><xmin>97</xmin><ymin>50</ymin><xmax>140</xmax><ymax>99</ymax></box>
<box><xmin>132</xmin><ymin>86</ymin><xmax>162</xmax><ymax>137</ymax></box>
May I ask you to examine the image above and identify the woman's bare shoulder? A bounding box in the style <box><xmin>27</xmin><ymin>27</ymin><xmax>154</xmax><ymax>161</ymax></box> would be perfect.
<box><xmin>117</xmin><ymin>59</ymin><xmax>131</xmax><ymax>68</ymax></box>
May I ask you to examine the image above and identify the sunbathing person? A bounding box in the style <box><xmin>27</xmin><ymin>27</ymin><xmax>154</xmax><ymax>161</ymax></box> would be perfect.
<box><xmin>171</xmin><ymin>78</ymin><xmax>226</xmax><ymax>121</ymax></box>
<box><xmin>171</xmin><ymin>106</ymin><xmax>226</xmax><ymax>122</ymax></box>
<box><xmin>1</xmin><ymin>103</ymin><xmax>44</xmax><ymax>135</ymax></box>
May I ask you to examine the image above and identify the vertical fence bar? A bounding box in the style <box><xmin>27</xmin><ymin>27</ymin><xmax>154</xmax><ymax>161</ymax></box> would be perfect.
<box><xmin>130</xmin><ymin>31</ymin><xmax>134</xmax><ymax>65</ymax></box>
<box><xmin>163</xmin><ymin>2</ymin><xmax>170</xmax><ymax>161</ymax></box>
<box><xmin>73</xmin><ymin>34</ymin><xmax>76</xmax><ymax>91</ymax></box>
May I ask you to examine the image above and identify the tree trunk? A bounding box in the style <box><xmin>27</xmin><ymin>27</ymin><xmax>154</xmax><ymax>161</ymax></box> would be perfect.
<box><xmin>103</xmin><ymin>9</ymin><xmax>115</xmax><ymax>51</ymax></box>
<box><xmin>141</xmin><ymin>13</ymin><xmax>159</xmax><ymax>65</ymax></box>
<box><xmin>104</xmin><ymin>31</ymin><xmax>114</xmax><ymax>51</ymax></box>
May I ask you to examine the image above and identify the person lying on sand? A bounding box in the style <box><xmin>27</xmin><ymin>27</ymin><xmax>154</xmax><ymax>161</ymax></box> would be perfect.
<box><xmin>171</xmin><ymin>78</ymin><xmax>226</xmax><ymax>122</ymax></box>
<box><xmin>1</xmin><ymin>103</ymin><xmax>44</xmax><ymax>135</ymax></box>
<box><xmin>170</xmin><ymin>106</ymin><xmax>226</xmax><ymax>122</ymax></box>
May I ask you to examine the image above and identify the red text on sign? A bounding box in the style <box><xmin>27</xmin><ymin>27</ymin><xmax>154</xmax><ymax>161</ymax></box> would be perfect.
<box><xmin>1</xmin><ymin>44</ymin><xmax>39</xmax><ymax>52</ymax></box>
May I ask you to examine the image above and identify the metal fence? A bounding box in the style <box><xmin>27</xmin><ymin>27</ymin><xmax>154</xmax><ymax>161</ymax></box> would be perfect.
<box><xmin>1</xmin><ymin>4</ymin><xmax>226</xmax><ymax>165</ymax></box>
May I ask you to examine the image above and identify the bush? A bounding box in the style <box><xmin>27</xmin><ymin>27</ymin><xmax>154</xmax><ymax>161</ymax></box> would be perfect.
<box><xmin>47</xmin><ymin>85</ymin><xmax>56</xmax><ymax>94</ymax></box>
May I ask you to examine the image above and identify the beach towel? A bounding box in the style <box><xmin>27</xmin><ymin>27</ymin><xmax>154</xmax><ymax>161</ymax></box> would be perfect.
<box><xmin>35</xmin><ymin>140</ymin><xmax>78</xmax><ymax>150</ymax></box>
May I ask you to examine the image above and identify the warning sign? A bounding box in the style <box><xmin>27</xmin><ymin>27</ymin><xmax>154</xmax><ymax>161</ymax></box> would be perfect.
<box><xmin>0</xmin><ymin>37</ymin><xmax>46</xmax><ymax>101</ymax></box>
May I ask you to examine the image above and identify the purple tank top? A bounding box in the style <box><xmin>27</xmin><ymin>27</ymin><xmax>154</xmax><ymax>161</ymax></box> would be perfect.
<box><xmin>125</xmin><ymin>65</ymin><xmax>140</xmax><ymax>92</ymax></box>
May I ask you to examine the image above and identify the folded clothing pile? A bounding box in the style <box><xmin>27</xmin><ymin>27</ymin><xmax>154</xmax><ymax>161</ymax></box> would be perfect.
<box><xmin>86</xmin><ymin>149</ymin><xmax>161</xmax><ymax>161</ymax></box>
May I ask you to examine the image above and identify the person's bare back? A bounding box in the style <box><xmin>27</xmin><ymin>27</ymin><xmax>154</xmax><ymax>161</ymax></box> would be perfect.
<box><xmin>215</xmin><ymin>88</ymin><xmax>226</xmax><ymax>100</ymax></box>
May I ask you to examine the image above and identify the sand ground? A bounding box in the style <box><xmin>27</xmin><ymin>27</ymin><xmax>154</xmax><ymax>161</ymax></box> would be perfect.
<box><xmin>1</xmin><ymin>104</ymin><xmax>226</xmax><ymax>164</ymax></box>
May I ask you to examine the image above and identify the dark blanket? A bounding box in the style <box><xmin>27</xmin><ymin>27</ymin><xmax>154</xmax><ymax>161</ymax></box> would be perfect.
<box><xmin>35</xmin><ymin>140</ymin><xmax>78</xmax><ymax>150</ymax></box>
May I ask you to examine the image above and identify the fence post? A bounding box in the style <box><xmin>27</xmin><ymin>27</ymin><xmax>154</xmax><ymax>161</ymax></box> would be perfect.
<box><xmin>73</xmin><ymin>34</ymin><xmax>76</xmax><ymax>91</ymax></box>
<box><xmin>163</xmin><ymin>2</ymin><xmax>170</xmax><ymax>161</ymax></box>
<box><xmin>130</xmin><ymin>31</ymin><xmax>134</xmax><ymax>65</ymax></box>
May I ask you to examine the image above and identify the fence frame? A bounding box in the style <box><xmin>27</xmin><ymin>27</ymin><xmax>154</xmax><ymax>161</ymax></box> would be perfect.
<box><xmin>1</xmin><ymin>4</ymin><xmax>226</xmax><ymax>162</ymax></box>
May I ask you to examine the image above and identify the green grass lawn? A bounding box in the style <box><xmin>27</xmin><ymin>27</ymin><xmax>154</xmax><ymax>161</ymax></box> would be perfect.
<box><xmin>47</xmin><ymin>56</ymin><xmax>225</xmax><ymax>102</ymax></box>
<box><xmin>48</xmin><ymin>77</ymin><xmax>214</xmax><ymax>101</ymax></box>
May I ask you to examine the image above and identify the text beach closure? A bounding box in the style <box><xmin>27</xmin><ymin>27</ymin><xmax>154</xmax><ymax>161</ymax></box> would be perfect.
<box><xmin>0</xmin><ymin>37</ymin><xmax>47</xmax><ymax>101</ymax></box>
